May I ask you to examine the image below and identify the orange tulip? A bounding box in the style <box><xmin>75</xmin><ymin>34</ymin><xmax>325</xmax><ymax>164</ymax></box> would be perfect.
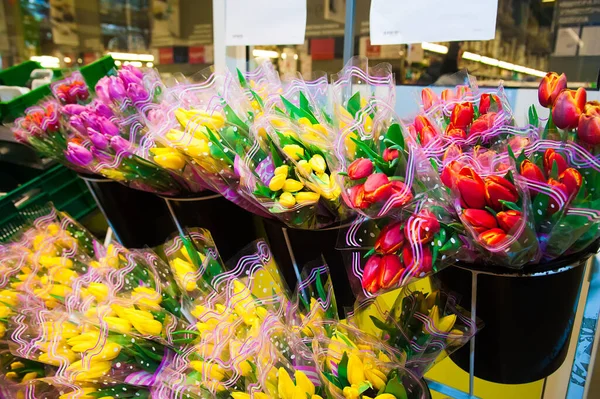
<box><xmin>479</xmin><ymin>93</ymin><xmax>502</xmax><ymax>114</ymax></box>
<box><xmin>497</xmin><ymin>210</ymin><xmax>522</xmax><ymax>233</ymax></box>
<box><xmin>463</xmin><ymin>209</ymin><xmax>498</xmax><ymax>234</ymax></box>
<box><xmin>362</xmin><ymin>255</ymin><xmax>382</xmax><ymax>293</ymax></box>
<box><xmin>577</xmin><ymin>101</ymin><xmax>600</xmax><ymax>145</ymax></box>
<box><xmin>421</xmin><ymin>88</ymin><xmax>438</xmax><ymax>111</ymax></box>
<box><xmin>378</xmin><ymin>254</ymin><xmax>404</xmax><ymax>289</ymax></box>
<box><xmin>543</xmin><ymin>149</ymin><xmax>568</xmax><ymax>176</ymax></box>
<box><xmin>552</xmin><ymin>88</ymin><xmax>586</xmax><ymax>129</ymax></box>
<box><xmin>538</xmin><ymin>72</ymin><xmax>567</xmax><ymax>108</ymax></box>
<box><xmin>559</xmin><ymin>168</ymin><xmax>582</xmax><ymax>198</ymax></box>
<box><xmin>479</xmin><ymin>228</ymin><xmax>507</xmax><ymax>246</ymax></box>
<box><xmin>484</xmin><ymin>175</ymin><xmax>519</xmax><ymax>211</ymax></box>
<box><xmin>456</xmin><ymin>167</ymin><xmax>487</xmax><ymax>209</ymax></box>
<box><xmin>450</xmin><ymin>102</ymin><xmax>474</xmax><ymax>129</ymax></box>
<box><xmin>348</xmin><ymin>158</ymin><xmax>373</xmax><ymax>180</ymax></box>
<box><xmin>374</xmin><ymin>222</ymin><xmax>404</xmax><ymax>254</ymax></box>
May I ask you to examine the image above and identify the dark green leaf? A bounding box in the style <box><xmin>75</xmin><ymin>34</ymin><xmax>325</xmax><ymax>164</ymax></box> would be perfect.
<box><xmin>384</xmin><ymin>374</ymin><xmax>409</xmax><ymax>399</ymax></box>
<box><xmin>269</xmin><ymin>139</ymin><xmax>283</xmax><ymax>167</ymax></box>
<box><xmin>528</xmin><ymin>104</ymin><xmax>539</xmax><ymax>128</ymax></box>
<box><xmin>533</xmin><ymin>193</ymin><xmax>550</xmax><ymax>227</ymax></box>
<box><xmin>347</xmin><ymin>92</ymin><xmax>361</xmax><ymax>117</ymax></box>
<box><xmin>237</xmin><ymin>69</ymin><xmax>248</xmax><ymax>88</ymax></box>
<box><xmin>223</xmin><ymin>104</ymin><xmax>249</xmax><ymax>133</ymax></box>
<box><xmin>385</xmin><ymin>123</ymin><xmax>405</xmax><ymax>150</ymax></box>
<box><xmin>498</xmin><ymin>200</ymin><xmax>521</xmax><ymax>212</ymax></box>
<box><xmin>338</xmin><ymin>352</ymin><xmax>350</xmax><ymax>387</ymax></box>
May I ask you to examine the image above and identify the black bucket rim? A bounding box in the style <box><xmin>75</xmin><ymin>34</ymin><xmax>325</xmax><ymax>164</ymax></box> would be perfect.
<box><xmin>262</xmin><ymin>216</ymin><xmax>358</xmax><ymax>232</ymax></box>
<box><xmin>159</xmin><ymin>192</ymin><xmax>222</xmax><ymax>201</ymax></box>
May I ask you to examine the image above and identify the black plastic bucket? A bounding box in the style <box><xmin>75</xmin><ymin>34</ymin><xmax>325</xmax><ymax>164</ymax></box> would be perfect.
<box><xmin>435</xmin><ymin>241</ymin><xmax>599</xmax><ymax>384</ymax></box>
<box><xmin>162</xmin><ymin>194</ymin><xmax>264</xmax><ymax>262</ymax></box>
<box><xmin>79</xmin><ymin>175</ymin><xmax>177</xmax><ymax>248</ymax></box>
<box><xmin>262</xmin><ymin>219</ymin><xmax>356</xmax><ymax>312</ymax></box>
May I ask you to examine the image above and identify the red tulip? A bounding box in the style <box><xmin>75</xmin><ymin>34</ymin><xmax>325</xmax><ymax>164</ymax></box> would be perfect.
<box><xmin>441</xmin><ymin>89</ymin><xmax>456</xmax><ymax>103</ymax></box>
<box><xmin>419</xmin><ymin>126</ymin><xmax>437</xmax><ymax>146</ymax></box>
<box><xmin>401</xmin><ymin>245</ymin><xmax>433</xmax><ymax>274</ymax></box>
<box><xmin>445</xmin><ymin>124</ymin><xmax>467</xmax><ymax>139</ymax></box>
<box><xmin>462</xmin><ymin>209</ymin><xmax>498</xmax><ymax>234</ymax></box>
<box><xmin>456</xmin><ymin>167</ymin><xmax>487</xmax><ymax>209</ymax></box>
<box><xmin>559</xmin><ymin>168</ymin><xmax>582</xmax><ymax>198</ymax></box>
<box><xmin>379</xmin><ymin>254</ymin><xmax>405</xmax><ymax>289</ymax></box>
<box><xmin>441</xmin><ymin>160</ymin><xmax>462</xmax><ymax>188</ymax></box>
<box><xmin>405</xmin><ymin>209</ymin><xmax>440</xmax><ymax>244</ymax></box>
<box><xmin>364</xmin><ymin>173</ymin><xmax>392</xmax><ymax>202</ymax></box>
<box><xmin>538</xmin><ymin>72</ymin><xmax>567</xmax><ymax>108</ymax></box>
<box><xmin>547</xmin><ymin>178</ymin><xmax>568</xmax><ymax>214</ymax></box>
<box><xmin>520</xmin><ymin>160</ymin><xmax>545</xmax><ymax>183</ymax></box>
<box><xmin>577</xmin><ymin>102</ymin><xmax>600</xmax><ymax>145</ymax></box>
<box><xmin>484</xmin><ymin>175</ymin><xmax>519</xmax><ymax>210</ymax></box>
<box><xmin>374</xmin><ymin>222</ymin><xmax>404</xmax><ymax>254</ymax></box>
<box><xmin>479</xmin><ymin>228</ymin><xmax>508</xmax><ymax>246</ymax></box>
<box><xmin>456</xmin><ymin>85</ymin><xmax>472</xmax><ymax>99</ymax></box>
<box><xmin>389</xmin><ymin>180</ymin><xmax>414</xmax><ymax>208</ymax></box>
<box><xmin>383</xmin><ymin>148</ymin><xmax>399</xmax><ymax>162</ymax></box>
<box><xmin>348</xmin><ymin>158</ymin><xmax>373</xmax><ymax>180</ymax></box>
<box><xmin>497</xmin><ymin>210</ymin><xmax>522</xmax><ymax>233</ymax></box>
<box><xmin>543</xmin><ymin>148</ymin><xmax>568</xmax><ymax>176</ymax></box>
<box><xmin>442</xmin><ymin>144</ymin><xmax>462</xmax><ymax>162</ymax></box>
<box><xmin>450</xmin><ymin>102</ymin><xmax>475</xmax><ymax>129</ymax></box>
<box><xmin>479</xmin><ymin>93</ymin><xmax>502</xmax><ymax>115</ymax></box>
<box><xmin>470</xmin><ymin>112</ymin><xmax>497</xmax><ymax>135</ymax></box>
<box><xmin>362</xmin><ymin>255</ymin><xmax>382</xmax><ymax>293</ymax></box>
<box><xmin>421</xmin><ymin>88</ymin><xmax>438</xmax><ymax>111</ymax></box>
<box><xmin>414</xmin><ymin>115</ymin><xmax>435</xmax><ymax>134</ymax></box>
<box><xmin>552</xmin><ymin>88</ymin><xmax>586</xmax><ymax>129</ymax></box>
<box><xmin>348</xmin><ymin>184</ymin><xmax>369</xmax><ymax>209</ymax></box>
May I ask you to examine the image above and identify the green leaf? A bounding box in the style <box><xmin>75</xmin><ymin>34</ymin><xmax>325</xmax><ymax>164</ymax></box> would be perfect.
<box><xmin>236</xmin><ymin>68</ymin><xmax>248</xmax><ymax>88</ymax></box>
<box><xmin>498</xmin><ymin>200</ymin><xmax>521</xmax><ymax>212</ymax></box>
<box><xmin>385</xmin><ymin>123</ymin><xmax>405</xmax><ymax>150</ymax></box>
<box><xmin>254</xmin><ymin>183</ymin><xmax>273</xmax><ymax>199</ymax></box>
<box><xmin>347</xmin><ymin>92</ymin><xmax>361</xmax><ymax>117</ymax></box>
<box><xmin>322</xmin><ymin>371</ymin><xmax>342</xmax><ymax>389</ymax></box>
<box><xmin>315</xmin><ymin>273</ymin><xmax>327</xmax><ymax>303</ymax></box>
<box><xmin>485</xmin><ymin>206</ymin><xmax>498</xmax><ymax>217</ymax></box>
<box><xmin>350</xmin><ymin>137</ymin><xmax>387</xmax><ymax>170</ymax></box>
<box><xmin>543</xmin><ymin>112</ymin><xmax>558</xmax><ymax>140</ymax></box>
<box><xmin>369</xmin><ymin>315</ymin><xmax>397</xmax><ymax>332</ymax></box>
<box><xmin>358</xmin><ymin>381</ymin><xmax>373</xmax><ymax>394</ymax></box>
<box><xmin>338</xmin><ymin>351</ymin><xmax>350</xmax><ymax>387</ymax></box>
<box><xmin>528</xmin><ymin>105</ymin><xmax>539</xmax><ymax>127</ymax></box>
<box><xmin>507</xmin><ymin>145</ymin><xmax>517</xmax><ymax>164</ymax></box>
<box><xmin>550</xmin><ymin>160</ymin><xmax>559</xmax><ymax>180</ymax></box>
<box><xmin>269</xmin><ymin>139</ymin><xmax>284</xmax><ymax>167</ymax></box>
<box><xmin>440</xmin><ymin>233</ymin><xmax>461</xmax><ymax>253</ymax></box>
<box><xmin>223</xmin><ymin>104</ymin><xmax>249</xmax><ymax>133</ymax></box>
<box><xmin>251</xmin><ymin>90</ymin><xmax>264</xmax><ymax>109</ymax></box>
<box><xmin>384</xmin><ymin>374</ymin><xmax>409</xmax><ymax>399</ymax></box>
<box><xmin>280</xmin><ymin>95</ymin><xmax>319</xmax><ymax>124</ymax></box>
<box><xmin>299</xmin><ymin>91</ymin><xmax>310</xmax><ymax>113</ymax></box>
<box><xmin>533</xmin><ymin>193</ymin><xmax>550</xmax><ymax>227</ymax></box>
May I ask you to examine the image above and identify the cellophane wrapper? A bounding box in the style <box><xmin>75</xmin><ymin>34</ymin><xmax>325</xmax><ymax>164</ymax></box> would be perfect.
<box><xmin>347</xmin><ymin>280</ymin><xmax>480</xmax><ymax>377</ymax></box>
<box><xmin>311</xmin><ymin>321</ymin><xmax>430</xmax><ymax>399</ymax></box>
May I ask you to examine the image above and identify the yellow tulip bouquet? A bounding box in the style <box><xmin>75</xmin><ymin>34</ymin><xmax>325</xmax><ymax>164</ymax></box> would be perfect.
<box><xmin>0</xmin><ymin>353</ymin><xmax>55</xmax><ymax>397</ymax></box>
<box><xmin>348</xmin><ymin>282</ymin><xmax>480</xmax><ymax>377</ymax></box>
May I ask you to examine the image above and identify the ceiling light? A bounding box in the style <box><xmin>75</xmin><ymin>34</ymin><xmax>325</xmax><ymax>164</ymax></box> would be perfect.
<box><xmin>293</xmin><ymin>54</ymin><xmax>299</xmax><ymax>60</ymax></box>
<box><xmin>108</xmin><ymin>52</ymin><xmax>155</xmax><ymax>62</ymax></box>
<box><xmin>146</xmin><ymin>62</ymin><xmax>154</xmax><ymax>67</ymax></box>
<box><xmin>114</xmin><ymin>60</ymin><xmax>122</xmax><ymax>66</ymax></box>
<box><xmin>63</xmin><ymin>57</ymin><xmax>72</xmax><ymax>63</ymax></box>
<box><xmin>281</xmin><ymin>53</ymin><xmax>287</xmax><ymax>59</ymax></box>
<box><xmin>462</xmin><ymin>51</ymin><xmax>481</xmax><ymax>62</ymax></box>
<box><xmin>30</xmin><ymin>56</ymin><xmax>60</xmax><ymax>68</ymax></box>
<box><xmin>421</xmin><ymin>42</ymin><xmax>448</xmax><ymax>54</ymax></box>
<box><xmin>480</xmin><ymin>56</ymin><xmax>499</xmax><ymax>66</ymax></box>
<box><xmin>252</xmin><ymin>49</ymin><xmax>279</xmax><ymax>58</ymax></box>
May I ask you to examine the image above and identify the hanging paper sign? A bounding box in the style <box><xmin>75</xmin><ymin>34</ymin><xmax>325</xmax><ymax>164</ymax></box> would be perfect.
<box><xmin>370</xmin><ymin>0</ymin><xmax>498</xmax><ymax>45</ymax></box>
<box><xmin>225</xmin><ymin>0</ymin><xmax>307</xmax><ymax>45</ymax></box>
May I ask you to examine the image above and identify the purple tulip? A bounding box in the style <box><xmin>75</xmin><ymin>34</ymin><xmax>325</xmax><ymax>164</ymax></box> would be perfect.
<box><xmin>119</xmin><ymin>68</ymin><xmax>142</xmax><ymax>86</ymax></box>
<box><xmin>69</xmin><ymin>115</ymin><xmax>87</xmax><ymax>135</ymax></box>
<box><xmin>95</xmin><ymin>76</ymin><xmax>111</xmax><ymax>104</ymax></box>
<box><xmin>91</xmin><ymin>100</ymin><xmax>114</xmax><ymax>119</ymax></box>
<box><xmin>127</xmin><ymin>83</ymin><xmax>150</xmax><ymax>104</ymax></box>
<box><xmin>65</xmin><ymin>142</ymin><xmax>93</xmax><ymax>166</ymax></box>
<box><xmin>110</xmin><ymin>135</ymin><xmax>131</xmax><ymax>154</ymax></box>
<box><xmin>80</xmin><ymin>112</ymin><xmax>100</xmax><ymax>131</ymax></box>
<box><xmin>98</xmin><ymin>117</ymin><xmax>120</xmax><ymax>137</ymax></box>
<box><xmin>122</xmin><ymin>64</ymin><xmax>143</xmax><ymax>80</ymax></box>
<box><xmin>88</xmin><ymin>128</ymin><xmax>109</xmax><ymax>149</ymax></box>
<box><xmin>107</xmin><ymin>76</ymin><xmax>126</xmax><ymax>102</ymax></box>
<box><xmin>91</xmin><ymin>146</ymin><xmax>112</xmax><ymax>162</ymax></box>
<box><xmin>63</xmin><ymin>104</ymin><xmax>86</xmax><ymax>116</ymax></box>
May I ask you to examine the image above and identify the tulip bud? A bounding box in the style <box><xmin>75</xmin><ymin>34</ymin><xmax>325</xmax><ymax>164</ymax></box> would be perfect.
<box><xmin>479</xmin><ymin>228</ymin><xmax>507</xmax><ymax>246</ymax></box>
<box><xmin>282</xmin><ymin>144</ymin><xmax>305</xmax><ymax>161</ymax></box>
<box><xmin>538</xmin><ymin>72</ymin><xmax>567</xmax><ymax>108</ymax></box>
<box><xmin>295</xmin><ymin>191</ymin><xmax>320</xmax><ymax>205</ymax></box>
<box><xmin>552</xmin><ymin>88</ymin><xmax>586</xmax><ymax>129</ymax></box>
<box><xmin>379</xmin><ymin>254</ymin><xmax>404</xmax><ymax>289</ymax></box>
<box><xmin>127</xmin><ymin>83</ymin><xmax>150</xmax><ymax>104</ymax></box>
<box><xmin>456</xmin><ymin>167</ymin><xmax>487</xmax><ymax>209</ymax></box>
<box><xmin>389</xmin><ymin>180</ymin><xmax>414</xmax><ymax>208</ymax></box>
<box><xmin>450</xmin><ymin>102</ymin><xmax>474</xmax><ymax>129</ymax></box>
<box><xmin>402</xmin><ymin>245</ymin><xmax>433</xmax><ymax>274</ymax></box>
<box><xmin>92</xmin><ymin>101</ymin><xmax>114</xmax><ymax>119</ymax></box>
<box><xmin>364</xmin><ymin>173</ymin><xmax>392</xmax><ymax>202</ymax></box>
<box><xmin>347</xmin><ymin>354</ymin><xmax>366</xmax><ymax>386</ymax></box>
<box><xmin>383</xmin><ymin>148</ymin><xmax>399</xmax><ymax>162</ymax></box>
<box><xmin>362</xmin><ymin>255</ymin><xmax>381</xmax><ymax>293</ymax></box>
<box><xmin>63</xmin><ymin>104</ymin><xmax>86</xmax><ymax>116</ymax></box>
<box><xmin>65</xmin><ymin>142</ymin><xmax>93</xmax><ymax>167</ymax></box>
<box><xmin>441</xmin><ymin>88</ymin><xmax>455</xmax><ymax>103</ymax></box>
<box><xmin>559</xmin><ymin>168</ymin><xmax>582</xmax><ymax>198</ymax></box>
<box><xmin>374</xmin><ymin>222</ymin><xmax>404</xmax><ymax>254</ymax></box>
<box><xmin>577</xmin><ymin>102</ymin><xmax>600</xmax><ymax>145</ymax></box>
<box><xmin>484</xmin><ymin>175</ymin><xmax>519</xmax><ymax>211</ymax></box>
<box><xmin>442</xmin><ymin>144</ymin><xmax>462</xmax><ymax>163</ymax></box>
<box><xmin>446</xmin><ymin>125</ymin><xmax>467</xmax><ymax>139</ymax></box>
<box><xmin>548</xmin><ymin>177</ymin><xmax>570</xmax><ymax>215</ymax></box>
<box><xmin>107</xmin><ymin>76</ymin><xmax>127</xmax><ymax>102</ymax></box>
<box><xmin>520</xmin><ymin>160</ymin><xmax>545</xmax><ymax>183</ymax></box>
<box><xmin>274</xmin><ymin>165</ymin><xmax>289</xmax><ymax>176</ymax></box>
<box><xmin>479</xmin><ymin>93</ymin><xmax>502</xmax><ymax>115</ymax></box>
<box><xmin>470</xmin><ymin>112</ymin><xmax>497</xmax><ymax>135</ymax></box>
<box><xmin>462</xmin><ymin>209</ymin><xmax>498</xmax><ymax>234</ymax></box>
<box><xmin>80</xmin><ymin>112</ymin><xmax>100</xmax><ymax>130</ymax></box>
<box><xmin>348</xmin><ymin>158</ymin><xmax>374</xmax><ymax>180</ymax></box>
<box><xmin>279</xmin><ymin>192</ymin><xmax>296</xmax><ymax>208</ymax></box>
<box><xmin>405</xmin><ymin>209</ymin><xmax>440</xmax><ymax>244</ymax></box>
<box><xmin>268</xmin><ymin>173</ymin><xmax>286</xmax><ymax>191</ymax></box>
<box><xmin>118</xmin><ymin>68</ymin><xmax>143</xmax><ymax>86</ymax></box>
<box><xmin>283</xmin><ymin>179</ymin><xmax>304</xmax><ymax>192</ymax></box>
<box><xmin>441</xmin><ymin>160</ymin><xmax>462</xmax><ymax>188</ymax></box>
<box><xmin>543</xmin><ymin>148</ymin><xmax>568</xmax><ymax>176</ymax></box>
<box><xmin>95</xmin><ymin>76</ymin><xmax>111</xmax><ymax>104</ymax></box>
<box><xmin>98</xmin><ymin>117</ymin><xmax>120</xmax><ymax>137</ymax></box>
<box><xmin>421</xmin><ymin>88</ymin><xmax>438</xmax><ymax>111</ymax></box>
<box><xmin>419</xmin><ymin>126</ymin><xmax>437</xmax><ymax>146</ymax></box>
<box><xmin>110</xmin><ymin>136</ymin><xmax>131</xmax><ymax>154</ymax></box>
<box><xmin>69</xmin><ymin>115</ymin><xmax>87</xmax><ymax>135</ymax></box>
<box><xmin>122</xmin><ymin>64</ymin><xmax>144</xmax><ymax>79</ymax></box>
<box><xmin>414</xmin><ymin>115</ymin><xmax>435</xmax><ymax>135</ymax></box>
<box><xmin>348</xmin><ymin>184</ymin><xmax>369</xmax><ymax>209</ymax></box>
<box><xmin>497</xmin><ymin>210</ymin><xmax>522</xmax><ymax>233</ymax></box>
<box><xmin>308</xmin><ymin>154</ymin><xmax>326</xmax><ymax>174</ymax></box>
<box><xmin>88</xmin><ymin>128</ymin><xmax>109</xmax><ymax>150</ymax></box>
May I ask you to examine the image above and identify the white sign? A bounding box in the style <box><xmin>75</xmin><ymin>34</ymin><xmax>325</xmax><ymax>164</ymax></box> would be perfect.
<box><xmin>226</xmin><ymin>0</ymin><xmax>307</xmax><ymax>46</ymax></box>
<box><xmin>369</xmin><ymin>0</ymin><xmax>498</xmax><ymax>45</ymax></box>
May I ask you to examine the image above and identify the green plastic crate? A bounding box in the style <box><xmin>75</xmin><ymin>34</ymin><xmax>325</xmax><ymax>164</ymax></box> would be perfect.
<box><xmin>0</xmin><ymin>60</ymin><xmax>41</xmax><ymax>87</ymax></box>
<box><xmin>0</xmin><ymin>165</ymin><xmax>97</xmax><ymax>242</ymax></box>
<box><xmin>79</xmin><ymin>55</ymin><xmax>116</xmax><ymax>92</ymax></box>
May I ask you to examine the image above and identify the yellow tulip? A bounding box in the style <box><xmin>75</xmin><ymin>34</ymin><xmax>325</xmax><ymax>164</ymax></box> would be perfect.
<box><xmin>295</xmin><ymin>192</ymin><xmax>320</xmax><ymax>205</ymax></box>
<box><xmin>283</xmin><ymin>179</ymin><xmax>303</xmax><ymax>192</ymax></box>
<box><xmin>0</xmin><ymin>303</ymin><xmax>12</xmax><ymax>318</ymax></box>
<box><xmin>295</xmin><ymin>370</ymin><xmax>315</xmax><ymax>396</ymax></box>
<box><xmin>131</xmin><ymin>286</ymin><xmax>162</xmax><ymax>308</ymax></box>
<box><xmin>311</xmin><ymin>124</ymin><xmax>328</xmax><ymax>136</ymax></box>
<box><xmin>437</xmin><ymin>314</ymin><xmax>457</xmax><ymax>334</ymax></box>
<box><xmin>58</xmin><ymin>387</ymin><xmax>97</xmax><ymax>399</ymax></box>
<box><xmin>42</xmin><ymin>321</ymin><xmax>79</xmax><ymax>339</ymax></box>
<box><xmin>153</xmin><ymin>152</ymin><xmax>186</xmax><ymax>170</ymax></box>
<box><xmin>277</xmin><ymin>368</ymin><xmax>296</xmax><ymax>399</ymax></box>
<box><xmin>282</xmin><ymin>130</ymin><xmax>298</xmax><ymax>139</ymax></box>
<box><xmin>5</xmin><ymin>371</ymin><xmax>17</xmax><ymax>379</ymax></box>
<box><xmin>364</xmin><ymin>364</ymin><xmax>387</xmax><ymax>390</ymax></box>
<box><xmin>78</xmin><ymin>342</ymin><xmax>121</xmax><ymax>361</ymax></box>
<box><xmin>100</xmin><ymin>169</ymin><xmax>127</xmax><ymax>181</ymax></box>
<box><xmin>123</xmin><ymin>309</ymin><xmax>163</xmax><ymax>336</ymax></box>
<box><xmin>344</xmin><ymin>132</ymin><xmax>358</xmax><ymax>156</ymax></box>
<box><xmin>274</xmin><ymin>165</ymin><xmax>289</xmax><ymax>176</ymax></box>
<box><xmin>38</xmin><ymin>348</ymin><xmax>78</xmax><ymax>366</ymax></box>
<box><xmin>0</xmin><ymin>323</ymin><xmax>5</xmax><ymax>339</ymax></box>
<box><xmin>342</xmin><ymin>386</ymin><xmax>359</xmax><ymax>399</ymax></box>
<box><xmin>43</xmin><ymin>267</ymin><xmax>78</xmax><ymax>285</ymax></box>
<box><xmin>282</xmin><ymin>145</ymin><xmax>305</xmax><ymax>161</ymax></box>
<box><xmin>189</xmin><ymin>360</ymin><xmax>227</xmax><ymax>380</ymax></box>
<box><xmin>377</xmin><ymin>351</ymin><xmax>392</xmax><ymax>363</ymax></box>
<box><xmin>309</xmin><ymin>155</ymin><xmax>326</xmax><ymax>174</ymax></box>
<box><xmin>67</xmin><ymin>360</ymin><xmax>112</xmax><ymax>381</ymax></box>
<box><xmin>67</xmin><ymin>331</ymin><xmax>101</xmax><ymax>349</ymax></box>
<box><xmin>312</xmin><ymin>396</ymin><xmax>324</xmax><ymax>399</ymax></box>
<box><xmin>279</xmin><ymin>192</ymin><xmax>296</xmax><ymax>208</ymax></box>
<box><xmin>38</xmin><ymin>256</ymin><xmax>73</xmax><ymax>269</ymax></box>
<box><xmin>21</xmin><ymin>372</ymin><xmax>38</xmax><ymax>382</ymax></box>
<box><xmin>297</xmin><ymin>160</ymin><xmax>312</xmax><ymax>178</ymax></box>
<box><xmin>82</xmin><ymin>282</ymin><xmax>110</xmax><ymax>302</ymax></box>
<box><xmin>0</xmin><ymin>289</ymin><xmax>18</xmax><ymax>306</ymax></box>
<box><xmin>298</xmin><ymin>117</ymin><xmax>312</xmax><ymax>127</ymax></box>
<box><xmin>347</xmin><ymin>354</ymin><xmax>365</xmax><ymax>386</ymax></box>
<box><xmin>231</xmin><ymin>394</ymin><xmax>250</xmax><ymax>399</ymax></box>
<box><xmin>268</xmin><ymin>173</ymin><xmax>286</xmax><ymax>191</ymax></box>
<box><xmin>10</xmin><ymin>361</ymin><xmax>24</xmax><ymax>370</ymax></box>
<box><xmin>374</xmin><ymin>395</ymin><xmax>397</xmax><ymax>399</ymax></box>
<box><xmin>364</xmin><ymin>115</ymin><xmax>373</xmax><ymax>133</ymax></box>
<box><xmin>103</xmin><ymin>316</ymin><xmax>132</xmax><ymax>334</ymax></box>
<box><xmin>171</xmin><ymin>258</ymin><xmax>197</xmax><ymax>292</ymax></box>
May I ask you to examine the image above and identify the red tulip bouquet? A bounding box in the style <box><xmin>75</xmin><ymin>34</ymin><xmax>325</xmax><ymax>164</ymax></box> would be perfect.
<box><xmin>50</xmin><ymin>71</ymin><xmax>90</xmax><ymax>106</ymax></box>
<box><xmin>347</xmin><ymin>281</ymin><xmax>480</xmax><ymax>377</ymax></box>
